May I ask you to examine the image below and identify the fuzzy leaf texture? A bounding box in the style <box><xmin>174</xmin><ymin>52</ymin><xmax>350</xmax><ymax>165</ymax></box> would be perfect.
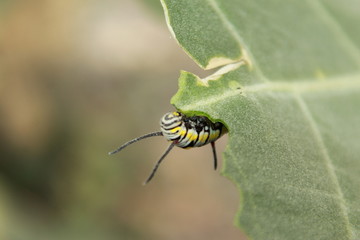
<box><xmin>161</xmin><ymin>0</ymin><xmax>360</xmax><ymax>239</ymax></box>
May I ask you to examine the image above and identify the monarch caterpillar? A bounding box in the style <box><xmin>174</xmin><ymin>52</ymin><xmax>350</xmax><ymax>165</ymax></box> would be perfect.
<box><xmin>109</xmin><ymin>111</ymin><xmax>227</xmax><ymax>184</ymax></box>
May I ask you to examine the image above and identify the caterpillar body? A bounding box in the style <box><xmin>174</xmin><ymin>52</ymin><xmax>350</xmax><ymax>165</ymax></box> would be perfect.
<box><xmin>109</xmin><ymin>111</ymin><xmax>227</xmax><ymax>184</ymax></box>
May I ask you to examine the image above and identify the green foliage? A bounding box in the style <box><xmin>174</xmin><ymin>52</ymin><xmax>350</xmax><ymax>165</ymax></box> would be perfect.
<box><xmin>161</xmin><ymin>0</ymin><xmax>360</xmax><ymax>239</ymax></box>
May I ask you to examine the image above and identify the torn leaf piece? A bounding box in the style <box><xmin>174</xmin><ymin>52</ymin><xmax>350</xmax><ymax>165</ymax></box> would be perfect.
<box><xmin>161</xmin><ymin>0</ymin><xmax>243</xmax><ymax>69</ymax></box>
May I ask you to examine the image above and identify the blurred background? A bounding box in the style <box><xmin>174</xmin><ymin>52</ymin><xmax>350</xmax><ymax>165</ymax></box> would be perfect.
<box><xmin>0</xmin><ymin>0</ymin><xmax>246</xmax><ymax>239</ymax></box>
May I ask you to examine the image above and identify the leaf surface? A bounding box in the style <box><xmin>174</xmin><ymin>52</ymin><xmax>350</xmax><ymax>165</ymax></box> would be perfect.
<box><xmin>161</xmin><ymin>0</ymin><xmax>360</xmax><ymax>239</ymax></box>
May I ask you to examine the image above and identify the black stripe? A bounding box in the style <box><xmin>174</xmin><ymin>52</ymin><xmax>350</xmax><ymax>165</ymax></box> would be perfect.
<box><xmin>191</xmin><ymin>131</ymin><xmax>200</xmax><ymax>147</ymax></box>
<box><xmin>204</xmin><ymin>127</ymin><xmax>211</xmax><ymax>144</ymax></box>
<box><xmin>161</xmin><ymin>119</ymin><xmax>181</xmax><ymax>128</ymax></box>
<box><xmin>161</xmin><ymin>122</ymin><xmax>182</xmax><ymax>130</ymax></box>
<box><xmin>178</xmin><ymin>125</ymin><xmax>189</xmax><ymax>143</ymax></box>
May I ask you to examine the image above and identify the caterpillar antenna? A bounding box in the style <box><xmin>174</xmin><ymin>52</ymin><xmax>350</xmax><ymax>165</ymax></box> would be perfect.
<box><xmin>108</xmin><ymin>131</ymin><xmax>163</xmax><ymax>155</ymax></box>
<box><xmin>143</xmin><ymin>143</ymin><xmax>175</xmax><ymax>185</ymax></box>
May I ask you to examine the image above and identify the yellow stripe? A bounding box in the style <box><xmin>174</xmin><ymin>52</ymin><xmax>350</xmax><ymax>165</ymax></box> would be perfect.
<box><xmin>179</xmin><ymin>129</ymin><xmax>187</xmax><ymax>137</ymax></box>
<box><xmin>190</xmin><ymin>133</ymin><xmax>198</xmax><ymax>141</ymax></box>
<box><xmin>201</xmin><ymin>132</ymin><xmax>209</xmax><ymax>143</ymax></box>
<box><xmin>209</xmin><ymin>131</ymin><xmax>219</xmax><ymax>141</ymax></box>
<box><xmin>170</xmin><ymin>127</ymin><xmax>180</xmax><ymax>133</ymax></box>
<box><xmin>186</xmin><ymin>131</ymin><xmax>193</xmax><ymax>140</ymax></box>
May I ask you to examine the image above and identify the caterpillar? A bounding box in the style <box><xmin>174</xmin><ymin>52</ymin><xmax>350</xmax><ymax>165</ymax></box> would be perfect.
<box><xmin>109</xmin><ymin>111</ymin><xmax>227</xmax><ymax>184</ymax></box>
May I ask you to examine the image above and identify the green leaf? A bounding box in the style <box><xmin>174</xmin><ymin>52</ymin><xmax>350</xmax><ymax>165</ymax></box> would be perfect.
<box><xmin>161</xmin><ymin>0</ymin><xmax>360</xmax><ymax>239</ymax></box>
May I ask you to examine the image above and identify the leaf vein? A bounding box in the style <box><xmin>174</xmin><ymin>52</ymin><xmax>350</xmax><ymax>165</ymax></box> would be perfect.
<box><xmin>181</xmin><ymin>73</ymin><xmax>360</xmax><ymax>112</ymax></box>
<box><xmin>295</xmin><ymin>94</ymin><xmax>353</xmax><ymax>238</ymax></box>
<box><xmin>244</xmin><ymin>73</ymin><xmax>360</xmax><ymax>94</ymax></box>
